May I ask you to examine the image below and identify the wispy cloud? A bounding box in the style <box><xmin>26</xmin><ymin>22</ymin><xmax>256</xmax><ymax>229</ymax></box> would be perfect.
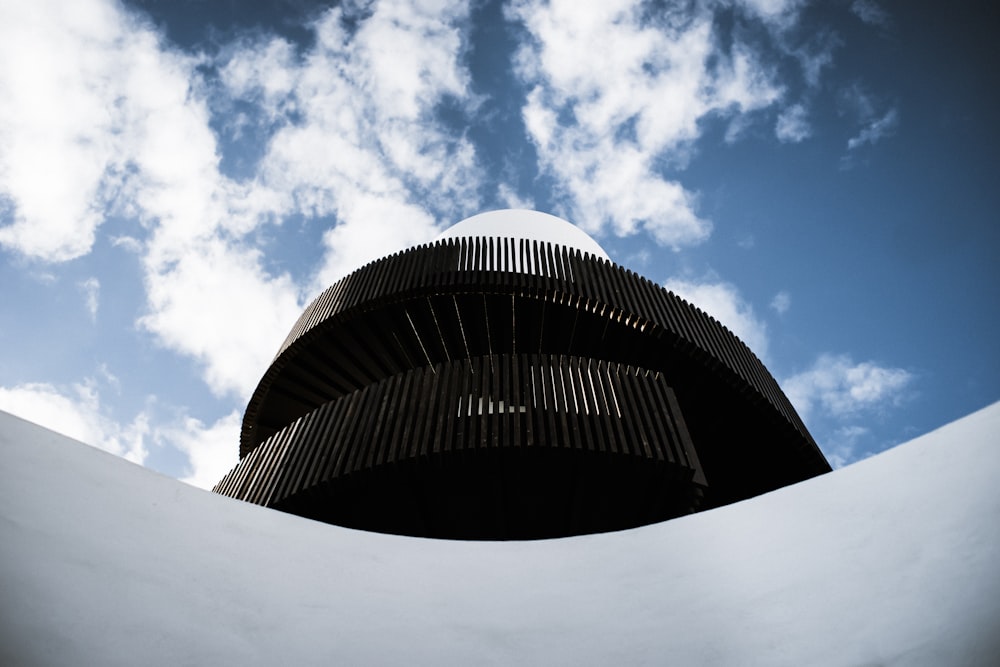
<box><xmin>138</xmin><ymin>241</ymin><xmax>303</xmax><ymax>398</ymax></box>
<box><xmin>770</xmin><ymin>290</ymin><xmax>791</xmax><ymax>315</ymax></box>
<box><xmin>737</xmin><ymin>0</ymin><xmax>809</xmax><ymax>30</ymax></box>
<box><xmin>792</xmin><ymin>30</ymin><xmax>841</xmax><ymax>88</ymax></box>
<box><xmin>775</xmin><ymin>104</ymin><xmax>811</xmax><ymax>143</ymax></box>
<box><xmin>783</xmin><ymin>353</ymin><xmax>913</xmax><ymax>423</ymax></box>
<box><xmin>0</xmin><ymin>0</ymin><xmax>301</xmax><ymax>399</ymax></box>
<box><xmin>782</xmin><ymin>353</ymin><xmax>914</xmax><ymax>466</ymax></box>
<box><xmin>0</xmin><ymin>0</ymin><xmax>145</xmax><ymax>261</ymax></box>
<box><xmin>851</xmin><ymin>0</ymin><xmax>891</xmax><ymax>27</ymax></box>
<box><xmin>0</xmin><ymin>377</ymin><xmax>244</xmax><ymax>489</ymax></box>
<box><xmin>847</xmin><ymin>107</ymin><xmax>899</xmax><ymax>150</ymax></box>
<box><xmin>221</xmin><ymin>1</ymin><xmax>482</xmax><ymax>288</ymax></box>
<box><xmin>0</xmin><ymin>380</ymin><xmax>148</xmax><ymax>463</ymax></box>
<box><xmin>508</xmin><ymin>0</ymin><xmax>794</xmax><ymax>248</ymax></box>
<box><xmin>840</xmin><ymin>83</ymin><xmax>898</xmax><ymax>154</ymax></box>
<box><xmin>0</xmin><ymin>0</ymin><xmax>487</xmax><ymax>401</ymax></box>
<box><xmin>496</xmin><ymin>183</ymin><xmax>535</xmax><ymax>211</ymax></box>
<box><xmin>79</xmin><ymin>277</ymin><xmax>100</xmax><ymax>322</ymax></box>
<box><xmin>823</xmin><ymin>424</ymin><xmax>871</xmax><ymax>469</ymax></box>
<box><xmin>156</xmin><ymin>410</ymin><xmax>241</xmax><ymax>490</ymax></box>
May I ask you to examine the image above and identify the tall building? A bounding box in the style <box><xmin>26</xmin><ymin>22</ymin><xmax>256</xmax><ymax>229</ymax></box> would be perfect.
<box><xmin>214</xmin><ymin>210</ymin><xmax>830</xmax><ymax>539</ymax></box>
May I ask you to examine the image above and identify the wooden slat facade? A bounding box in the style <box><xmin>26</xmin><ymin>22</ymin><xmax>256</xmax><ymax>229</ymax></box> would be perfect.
<box><xmin>216</xmin><ymin>354</ymin><xmax>705</xmax><ymax>539</ymax></box>
<box><xmin>245</xmin><ymin>238</ymin><xmax>815</xmax><ymax>457</ymax></box>
<box><xmin>217</xmin><ymin>234</ymin><xmax>831</xmax><ymax>539</ymax></box>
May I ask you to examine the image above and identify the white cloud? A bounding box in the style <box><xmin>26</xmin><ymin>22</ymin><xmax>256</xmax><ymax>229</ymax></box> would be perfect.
<box><xmin>132</xmin><ymin>0</ymin><xmax>484</xmax><ymax>395</ymax></box>
<box><xmin>839</xmin><ymin>83</ymin><xmax>897</xmax><ymax>153</ymax></box>
<box><xmin>664</xmin><ymin>278</ymin><xmax>769</xmax><ymax>361</ymax></box>
<box><xmin>775</xmin><ymin>104</ymin><xmax>811</xmax><ymax>142</ymax></box>
<box><xmin>737</xmin><ymin>0</ymin><xmax>806</xmax><ymax>28</ymax></box>
<box><xmin>222</xmin><ymin>1</ymin><xmax>482</xmax><ymax>286</ymax></box>
<box><xmin>770</xmin><ymin>290</ymin><xmax>791</xmax><ymax>315</ymax></box>
<box><xmin>139</xmin><ymin>234</ymin><xmax>304</xmax><ymax>399</ymax></box>
<box><xmin>841</xmin><ymin>82</ymin><xmax>876</xmax><ymax>119</ymax></box>
<box><xmin>0</xmin><ymin>378</ymin><xmax>241</xmax><ymax>489</ymax></box>
<box><xmin>0</xmin><ymin>0</ymin><xmax>250</xmax><ymax>264</ymax></box>
<box><xmin>823</xmin><ymin>424</ymin><xmax>870</xmax><ymax>469</ymax></box>
<box><xmin>101</xmin><ymin>9</ymin><xmax>305</xmax><ymax>401</ymax></box>
<box><xmin>2</xmin><ymin>0</ymin><xmax>481</xmax><ymax>400</ymax></box>
<box><xmin>97</xmin><ymin>363</ymin><xmax>121</xmax><ymax>393</ymax></box>
<box><xmin>139</xmin><ymin>240</ymin><xmax>303</xmax><ymax>399</ymax></box>
<box><xmin>0</xmin><ymin>381</ymin><xmax>147</xmax><ymax>463</ymax></box>
<box><xmin>111</xmin><ymin>235</ymin><xmax>143</xmax><ymax>254</ymax></box>
<box><xmin>110</xmin><ymin>40</ymin><xmax>303</xmax><ymax>400</ymax></box>
<box><xmin>783</xmin><ymin>353</ymin><xmax>913</xmax><ymax>423</ymax></box>
<box><xmin>0</xmin><ymin>0</ymin><xmax>134</xmax><ymax>261</ymax></box>
<box><xmin>310</xmin><ymin>199</ymin><xmax>440</xmax><ymax>290</ymax></box>
<box><xmin>496</xmin><ymin>183</ymin><xmax>535</xmax><ymax>211</ymax></box>
<box><xmin>79</xmin><ymin>277</ymin><xmax>100</xmax><ymax>321</ymax></box>
<box><xmin>157</xmin><ymin>410</ymin><xmax>241</xmax><ymax>490</ymax></box>
<box><xmin>851</xmin><ymin>0</ymin><xmax>890</xmax><ymax>27</ymax></box>
<box><xmin>0</xmin><ymin>0</ymin><xmax>302</xmax><ymax>400</ymax></box>
<box><xmin>509</xmin><ymin>0</ymin><xmax>791</xmax><ymax>248</ymax></box>
<box><xmin>793</xmin><ymin>30</ymin><xmax>840</xmax><ymax>89</ymax></box>
<box><xmin>847</xmin><ymin>107</ymin><xmax>898</xmax><ymax>150</ymax></box>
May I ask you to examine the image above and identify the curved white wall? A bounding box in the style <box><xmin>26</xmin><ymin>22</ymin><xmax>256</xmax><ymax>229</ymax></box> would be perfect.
<box><xmin>2</xmin><ymin>402</ymin><xmax>999</xmax><ymax>664</ymax></box>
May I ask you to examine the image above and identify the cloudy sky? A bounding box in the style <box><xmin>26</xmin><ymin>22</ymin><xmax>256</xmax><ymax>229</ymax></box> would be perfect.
<box><xmin>0</xmin><ymin>0</ymin><xmax>996</xmax><ymax>487</ymax></box>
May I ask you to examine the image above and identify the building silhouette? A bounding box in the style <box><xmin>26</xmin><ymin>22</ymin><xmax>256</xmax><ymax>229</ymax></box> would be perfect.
<box><xmin>214</xmin><ymin>210</ymin><xmax>830</xmax><ymax>539</ymax></box>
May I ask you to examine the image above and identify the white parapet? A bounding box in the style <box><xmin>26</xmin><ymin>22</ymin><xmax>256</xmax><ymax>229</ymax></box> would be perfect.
<box><xmin>2</xmin><ymin>401</ymin><xmax>1000</xmax><ymax>664</ymax></box>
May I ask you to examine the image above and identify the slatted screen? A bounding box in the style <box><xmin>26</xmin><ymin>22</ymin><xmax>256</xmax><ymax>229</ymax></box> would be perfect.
<box><xmin>218</xmin><ymin>235</ymin><xmax>830</xmax><ymax>538</ymax></box>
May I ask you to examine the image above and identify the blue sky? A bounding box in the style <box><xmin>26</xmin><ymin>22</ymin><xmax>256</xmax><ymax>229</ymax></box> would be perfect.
<box><xmin>0</xmin><ymin>0</ymin><xmax>996</xmax><ymax>486</ymax></box>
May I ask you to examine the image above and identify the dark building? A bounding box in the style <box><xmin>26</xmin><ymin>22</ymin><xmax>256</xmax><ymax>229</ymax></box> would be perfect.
<box><xmin>214</xmin><ymin>210</ymin><xmax>830</xmax><ymax>539</ymax></box>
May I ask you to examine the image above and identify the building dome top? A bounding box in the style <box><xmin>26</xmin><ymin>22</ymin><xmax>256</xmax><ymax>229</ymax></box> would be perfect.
<box><xmin>435</xmin><ymin>209</ymin><xmax>610</xmax><ymax>262</ymax></box>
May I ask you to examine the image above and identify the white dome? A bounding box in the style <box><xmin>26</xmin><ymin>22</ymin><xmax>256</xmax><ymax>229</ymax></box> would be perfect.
<box><xmin>435</xmin><ymin>209</ymin><xmax>610</xmax><ymax>262</ymax></box>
